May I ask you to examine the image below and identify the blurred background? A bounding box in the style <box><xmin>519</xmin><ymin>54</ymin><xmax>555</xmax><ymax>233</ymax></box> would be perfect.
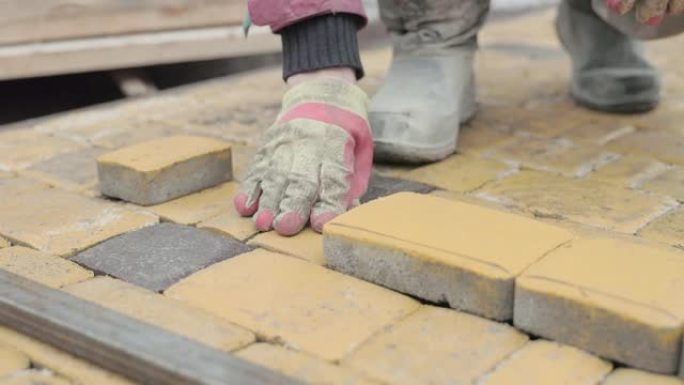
<box><xmin>0</xmin><ymin>0</ymin><xmax>558</xmax><ymax>126</ymax></box>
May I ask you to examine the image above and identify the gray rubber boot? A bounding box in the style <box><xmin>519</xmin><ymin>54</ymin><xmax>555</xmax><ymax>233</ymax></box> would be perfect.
<box><xmin>371</xmin><ymin>0</ymin><xmax>490</xmax><ymax>163</ymax></box>
<box><xmin>557</xmin><ymin>0</ymin><xmax>661</xmax><ymax>113</ymax></box>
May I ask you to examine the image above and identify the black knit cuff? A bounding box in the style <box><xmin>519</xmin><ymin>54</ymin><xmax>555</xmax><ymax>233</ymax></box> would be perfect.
<box><xmin>280</xmin><ymin>14</ymin><xmax>364</xmax><ymax>80</ymax></box>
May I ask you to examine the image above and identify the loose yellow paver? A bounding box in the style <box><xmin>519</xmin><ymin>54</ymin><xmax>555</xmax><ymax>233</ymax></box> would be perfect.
<box><xmin>0</xmin><ymin>178</ymin><xmax>158</xmax><ymax>257</ymax></box>
<box><xmin>608</xmin><ymin>131</ymin><xmax>684</xmax><ymax>166</ymax></box>
<box><xmin>515</xmin><ymin>238</ymin><xmax>684</xmax><ymax>374</ymax></box>
<box><xmin>237</xmin><ymin>344</ymin><xmax>379</xmax><ymax>385</ymax></box>
<box><xmin>0</xmin><ymin>130</ymin><xmax>83</xmax><ymax>171</ymax></box>
<box><xmin>487</xmin><ymin>136</ymin><xmax>618</xmax><ymax>177</ymax></box>
<box><xmin>602</xmin><ymin>369</ymin><xmax>684</xmax><ymax>385</ymax></box>
<box><xmin>640</xmin><ymin>167</ymin><xmax>684</xmax><ymax>202</ymax></box>
<box><xmin>166</xmin><ymin>249</ymin><xmax>419</xmax><ymax>361</ymax></box>
<box><xmin>478</xmin><ymin>171</ymin><xmax>676</xmax><ymax>233</ymax></box>
<box><xmin>342</xmin><ymin>306</ymin><xmax>528</xmax><ymax>385</ymax></box>
<box><xmin>587</xmin><ymin>155</ymin><xmax>667</xmax><ymax>188</ymax></box>
<box><xmin>97</xmin><ymin>136</ymin><xmax>232</xmax><ymax>205</ymax></box>
<box><xmin>0</xmin><ymin>345</ymin><xmax>29</xmax><ymax>377</ymax></box>
<box><xmin>63</xmin><ymin>277</ymin><xmax>254</xmax><ymax>352</ymax></box>
<box><xmin>639</xmin><ymin>207</ymin><xmax>684</xmax><ymax>248</ymax></box>
<box><xmin>400</xmin><ymin>155</ymin><xmax>513</xmax><ymax>193</ymax></box>
<box><xmin>1</xmin><ymin>370</ymin><xmax>73</xmax><ymax>385</ymax></box>
<box><xmin>324</xmin><ymin>193</ymin><xmax>574</xmax><ymax>320</ymax></box>
<box><xmin>150</xmin><ymin>182</ymin><xmax>237</xmax><ymax>225</ymax></box>
<box><xmin>0</xmin><ymin>247</ymin><xmax>93</xmax><ymax>288</ymax></box>
<box><xmin>198</xmin><ymin>209</ymin><xmax>258</xmax><ymax>242</ymax></box>
<box><xmin>477</xmin><ymin>340</ymin><xmax>612</xmax><ymax>385</ymax></box>
<box><xmin>249</xmin><ymin>230</ymin><xmax>324</xmax><ymax>265</ymax></box>
<box><xmin>0</xmin><ymin>327</ymin><xmax>134</xmax><ymax>385</ymax></box>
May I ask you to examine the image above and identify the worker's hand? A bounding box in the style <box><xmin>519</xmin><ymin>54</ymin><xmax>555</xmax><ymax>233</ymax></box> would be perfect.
<box><xmin>607</xmin><ymin>0</ymin><xmax>684</xmax><ymax>25</ymax></box>
<box><xmin>233</xmin><ymin>76</ymin><xmax>372</xmax><ymax>236</ymax></box>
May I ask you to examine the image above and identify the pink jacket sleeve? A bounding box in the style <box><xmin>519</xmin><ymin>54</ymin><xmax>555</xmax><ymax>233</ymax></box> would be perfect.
<box><xmin>248</xmin><ymin>0</ymin><xmax>366</xmax><ymax>32</ymax></box>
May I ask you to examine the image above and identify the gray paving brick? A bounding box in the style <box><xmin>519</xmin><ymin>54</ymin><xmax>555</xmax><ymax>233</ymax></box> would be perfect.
<box><xmin>361</xmin><ymin>173</ymin><xmax>435</xmax><ymax>203</ymax></box>
<box><xmin>73</xmin><ymin>223</ymin><xmax>252</xmax><ymax>291</ymax></box>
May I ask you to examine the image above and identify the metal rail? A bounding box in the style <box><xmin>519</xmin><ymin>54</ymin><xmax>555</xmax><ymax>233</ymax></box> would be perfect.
<box><xmin>0</xmin><ymin>270</ymin><xmax>304</xmax><ymax>385</ymax></box>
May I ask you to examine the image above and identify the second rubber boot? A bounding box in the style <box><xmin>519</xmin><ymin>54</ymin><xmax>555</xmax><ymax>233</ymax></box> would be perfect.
<box><xmin>370</xmin><ymin>0</ymin><xmax>490</xmax><ymax>164</ymax></box>
<box><xmin>557</xmin><ymin>0</ymin><xmax>661</xmax><ymax>113</ymax></box>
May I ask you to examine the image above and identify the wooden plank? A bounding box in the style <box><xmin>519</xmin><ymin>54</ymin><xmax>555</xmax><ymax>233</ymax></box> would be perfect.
<box><xmin>0</xmin><ymin>0</ymin><xmax>246</xmax><ymax>46</ymax></box>
<box><xmin>0</xmin><ymin>270</ymin><xmax>304</xmax><ymax>385</ymax></box>
<box><xmin>0</xmin><ymin>25</ymin><xmax>280</xmax><ymax>81</ymax></box>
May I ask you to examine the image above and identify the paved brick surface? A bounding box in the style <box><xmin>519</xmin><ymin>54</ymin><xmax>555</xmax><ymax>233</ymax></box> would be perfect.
<box><xmin>0</xmin><ymin>178</ymin><xmax>158</xmax><ymax>257</ymax></box>
<box><xmin>325</xmin><ymin>192</ymin><xmax>573</xmax><ymax>320</ymax></box>
<box><xmin>477</xmin><ymin>340</ymin><xmax>612</xmax><ymax>385</ymax></box>
<box><xmin>63</xmin><ymin>277</ymin><xmax>254</xmax><ymax>351</ymax></box>
<box><xmin>602</xmin><ymin>369</ymin><xmax>684</xmax><ymax>385</ymax></box>
<box><xmin>237</xmin><ymin>344</ymin><xmax>379</xmax><ymax>385</ymax></box>
<box><xmin>361</xmin><ymin>173</ymin><xmax>435</xmax><ymax>203</ymax></box>
<box><xmin>0</xmin><ymin>247</ymin><xmax>93</xmax><ymax>288</ymax></box>
<box><xmin>166</xmin><ymin>249</ymin><xmax>419</xmax><ymax>361</ymax></box>
<box><xmin>249</xmin><ymin>229</ymin><xmax>325</xmax><ymax>265</ymax></box>
<box><xmin>0</xmin><ymin>345</ymin><xmax>29</xmax><ymax>377</ymax></box>
<box><xmin>342</xmin><ymin>306</ymin><xmax>528</xmax><ymax>385</ymax></box>
<box><xmin>19</xmin><ymin>147</ymin><xmax>105</xmax><ymax>193</ymax></box>
<box><xmin>515</xmin><ymin>238</ymin><xmax>684</xmax><ymax>373</ymax></box>
<box><xmin>0</xmin><ymin>237</ymin><xmax>10</xmax><ymax>248</ymax></box>
<box><xmin>0</xmin><ymin>327</ymin><xmax>134</xmax><ymax>385</ymax></box>
<box><xmin>639</xmin><ymin>207</ymin><xmax>684</xmax><ymax>249</ymax></box>
<box><xmin>149</xmin><ymin>182</ymin><xmax>237</xmax><ymax>225</ymax></box>
<box><xmin>639</xmin><ymin>167</ymin><xmax>684</xmax><ymax>202</ymax></box>
<box><xmin>198</xmin><ymin>208</ymin><xmax>259</xmax><ymax>242</ymax></box>
<box><xmin>1</xmin><ymin>370</ymin><xmax>73</xmax><ymax>385</ymax></box>
<box><xmin>73</xmin><ymin>223</ymin><xmax>252</xmax><ymax>291</ymax></box>
<box><xmin>97</xmin><ymin>136</ymin><xmax>232</xmax><ymax>205</ymax></box>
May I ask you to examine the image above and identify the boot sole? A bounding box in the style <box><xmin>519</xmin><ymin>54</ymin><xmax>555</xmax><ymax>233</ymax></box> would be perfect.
<box><xmin>374</xmin><ymin>140</ymin><xmax>457</xmax><ymax>164</ymax></box>
<box><xmin>571</xmin><ymin>84</ymin><xmax>659</xmax><ymax>113</ymax></box>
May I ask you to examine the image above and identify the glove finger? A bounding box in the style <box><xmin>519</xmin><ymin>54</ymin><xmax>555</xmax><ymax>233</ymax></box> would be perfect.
<box><xmin>234</xmin><ymin>144</ymin><xmax>270</xmax><ymax>216</ymax></box>
<box><xmin>310</xmin><ymin>131</ymin><xmax>355</xmax><ymax>233</ymax></box>
<box><xmin>274</xmin><ymin>136</ymin><xmax>321</xmax><ymax>236</ymax></box>
<box><xmin>669</xmin><ymin>0</ymin><xmax>684</xmax><ymax>14</ymax></box>
<box><xmin>253</xmin><ymin>147</ymin><xmax>292</xmax><ymax>232</ymax></box>
<box><xmin>637</xmin><ymin>0</ymin><xmax>668</xmax><ymax>24</ymax></box>
<box><xmin>607</xmin><ymin>0</ymin><xmax>637</xmax><ymax>14</ymax></box>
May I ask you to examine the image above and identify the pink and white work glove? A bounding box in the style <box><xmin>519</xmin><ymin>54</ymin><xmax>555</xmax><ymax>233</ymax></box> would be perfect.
<box><xmin>233</xmin><ymin>77</ymin><xmax>373</xmax><ymax>236</ymax></box>
<box><xmin>607</xmin><ymin>0</ymin><xmax>684</xmax><ymax>24</ymax></box>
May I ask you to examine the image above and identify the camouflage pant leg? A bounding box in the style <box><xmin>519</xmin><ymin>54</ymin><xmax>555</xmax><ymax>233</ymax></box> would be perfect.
<box><xmin>378</xmin><ymin>0</ymin><xmax>491</xmax><ymax>49</ymax></box>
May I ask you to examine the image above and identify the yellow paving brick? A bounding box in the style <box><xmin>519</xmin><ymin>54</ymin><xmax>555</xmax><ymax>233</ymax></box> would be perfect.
<box><xmin>608</xmin><ymin>131</ymin><xmax>684</xmax><ymax>166</ymax></box>
<box><xmin>0</xmin><ymin>178</ymin><xmax>158</xmax><ymax>257</ymax></box>
<box><xmin>1</xmin><ymin>370</ymin><xmax>72</xmax><ymax>385</ymax></box>
<box><xmin>0</xmin><ymin>327</ymin><xmax>134</xmax><ymax>385</ymax></box>
<box><xmin>342</xmin><ymin>306</ymin><xmax>528</xmax><ymax>385</ymax></box>
<box><xmin>587</xmin><ymin>156</ymin><xmax>668</xmax><ymax>188</ymax></box>
<box><xmin>97</xmin><ymin>136</ymin><xmax>232</xmax><ymax>205</ymax></box>
<box><xmin>559</xmin><ymin>121</ymin><xmax>635</xmax><ymax>146</ymax></box>
<box><xmin>400</xmin><ymin>155</ymin><xmax>514</xmax><ymax>193</ymax></box>
<box><xmin>639</xmin><ymin>207</ymin><xmax>684</xmax><ymax>248</ymax></box>
<box><xmin>166</xmin><ymin>249</ymin><xmax>419</xmax><ymax>361</ymax></box>
<box><xmin>0</xmin><ymin>247</ymin><xmax>93</xmax><ymax>288</ymax></box>
<box><xmin>602</xmin><ymin>369</ymin><xmax>684</xmax><ymax>385</ymax></box>
<box><xmin>325</xmin><ymin>192</ymin><xmax>574</xmax><ymax>320</ymax></box>
<box><xmin>198</xmin><ymin>209</ymin><xmax>258</xmax><ymax>242</ymax></box>
<box><xmin>476</xmin><ymin>340</ymin><xmax>612</xmax><ymax>385</ymax></box>
<box><xmin>149</xmin><ymin>182</ymin><xmax>237</xmax><ymax>225</ymax></box>
<box><xmin>457</xmin><ymin>123</ymin><xmax>515</xmax><ymax>154</ymax></box>
<box><xmin>640</xmin><ymin>167</ymin><xmax>684</xmax><ymax>202</ymax></box>
<box><xmin>249</xmin><ymin>230</ymin><xmax>324</xmax><ymax>265</ymax></box>
<box><xmin>487</xmin><ymin>136</ymin><xmax>618</xmax><ymax>177</ymax></box>
<box><xmin>477</xmin><ymin>171</ymin><xmax>676</xmax><ymax>234</ymax></box>
<box><xmin>0</xmin><ymin>130</ymin><xmax>83</xmax><ymax>171</ymax></box>
<box><xmin>63</xmin><ymin>277</ymin><xmax>254</xmax><ymax>352</ymax></box>
<box><xmin>237</xmin><ymin>344</ymin><xmax>379</xmax><ymax>385</ymax></box>
<box><xmin>0</xmin><ymin>345</ymin><xmax>29</xmax><ymax>377</ymax></box>
<box><xmin>0</xmin><ymin>237</ymin><xmax>9</xmax><ymax>248</ymax></box>
<box><xmin>515</xmin><ymin>238</ymin><xmax>684</xmax><ymax>374</ymax></box>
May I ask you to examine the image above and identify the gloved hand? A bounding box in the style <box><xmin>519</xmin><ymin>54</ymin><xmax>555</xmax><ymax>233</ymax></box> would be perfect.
<box><xmin>233</xmin><ymin>77</ymin><xmax>373</xmax><ymax>236</ymax></box>
<box><xmin>607</xmin><ymin>0</ymin><xmax>684</xmax><ymax>25</ymax></box>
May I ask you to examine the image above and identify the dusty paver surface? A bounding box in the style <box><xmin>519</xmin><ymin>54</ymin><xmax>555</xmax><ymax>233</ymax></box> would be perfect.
<box><xmin>1</xmin><ymin>9</ymin><xmax>684</xmax><ymax>385</ymax></box>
